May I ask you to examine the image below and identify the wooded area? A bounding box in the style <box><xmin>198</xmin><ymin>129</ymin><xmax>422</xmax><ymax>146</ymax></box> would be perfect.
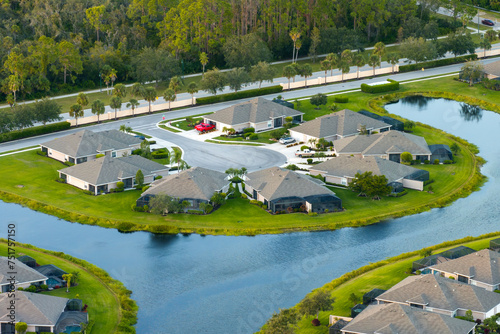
<box><xmin>0</xmin><ymin>0</ymin><xmax>482</xmax><ymax>102</ymax></box>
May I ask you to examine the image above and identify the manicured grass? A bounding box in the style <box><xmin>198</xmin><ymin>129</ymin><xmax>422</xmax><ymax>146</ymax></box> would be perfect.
<box><xmin>0</xmin><ymin>76</ymin><xmax>485</xmax><ymax>235</ymax></box>
<box><xmin>287</xmin><ymin>234</ymin><xmax>500</xmax><ymax>334</ymax></box>
<box><xmin>158</xmin><ymin>124</ymin><xmax>182</xmax><ymax>133</ymax></box>
<box><xmin>0</xmin><ymin>146</ymin><xmax>38</xmax><ymax>155</ymax></box>
<box><xmin>170</xmin><ymin>117</ymin><xmax>203</xmax><ymax>131</ymax></box>
<box><xmin>205</xmin><ymin>139</ymin><xmax>264</xmax><ymax>146</ymax></box>
<box><xmin>0</xmin><ymin>242</ymin><xmax>122</xmax><ymax>334</ymax></box>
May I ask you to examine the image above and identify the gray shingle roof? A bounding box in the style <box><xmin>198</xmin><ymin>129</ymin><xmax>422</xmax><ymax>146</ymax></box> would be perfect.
<box><xmin>376</xmin><ymin>274</ymin><xmax>500</xmax><ymax>313</ymax></box>
<box><xmin>245</xmin><ymin>167</ymin><xmax>336</xmax><ymax>201</ymax></box>
<box><xmin>141</xmin><ymin>167</ymin><xmax>229</xmax><ymax>201</ymax></box>
<box><xmin>334</xmin><ymin>131</ymin><xmax>431</xmax><ymax>156</ymax></box>
<box><xmin>35</xmin><ymin>264</ymin><xmax>68</xmax><ymax>279</ymax></box>
<box><xmin>41</xmin><ymin>129</ymin><xmax>142</xmax><ymax>158</ymax></box>
<box><xmin>59</xmin><ymin>155</ymin><xmax>168</xmax><ymax>185</ymax></box>
<box><xmin>341</xmin><ymin>303</ymin><xmax>476</xmax><ymax>334</ymax></box>
<box><xmin>205</xmin><ymin>97</ymin><xmax>303</xmax><ymax>125</ymax></box>
<box><xmin>310</xmin><ymin>156</ymin><xmax>424</xmax><ymax>183</ymax></box>
<box><xmin>0</xmin><ymin>291</ymin><xmax>68</xmax><ymax>326</ymax></box>
<box><xmin>430</xmin><ymin>249</ymin><xmax>500</xmax><ymax>286</ymax></box>
<box><xmin>0</xmin><ymin>257</ymin><xmax>47</xmax><ymax>286</ymax></box>
<box><xmin>290</xmin><ymin>109</ymin><xmax>390</xmax><ymax>138</ymax></box>
<box><xmin>483</xmin><ymin>59</ymin><xmax>500</xmax><ymax>77</ymax></box>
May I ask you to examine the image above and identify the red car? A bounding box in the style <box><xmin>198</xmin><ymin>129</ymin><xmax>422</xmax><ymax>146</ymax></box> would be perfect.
<box><xmin>482</xmin><ymin>19</ymin><xmax>495</xmax><ymax>26</ymax></box>
<box><xmin>195</xmin><ymin>123</ymin><xmax>216</xmax><ymax>132</ymax></box>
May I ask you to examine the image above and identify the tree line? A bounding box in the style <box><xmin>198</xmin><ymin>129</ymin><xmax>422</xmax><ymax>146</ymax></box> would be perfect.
<box><xmin>0</xmin><ymin>0</ymin><xmax>472</xmax><ymax>103</ymax></box>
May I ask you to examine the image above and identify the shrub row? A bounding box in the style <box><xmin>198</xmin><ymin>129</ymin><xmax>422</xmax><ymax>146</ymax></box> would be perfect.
<box><xmin>196</xmin><ymin>85</ymin><xmax>283</xmax><ymax>105</ymax></box>
<box><xmin>361</xmin><ymin>80</ymin><xmax>400</xmax><ymax>94</ymax></box>
<box><xmin>0</xmin><ymin>121</ymin><xmax>71</xmax><ymax>143</ymax></box>
<box><xmin>334</xmin><ymin>96</ymin><xmax>349</xmax><ymax>103</ymax></box>
<box><xmin>399</xmin><ymin>54</ymin><xmax>478</xmax><ymax>73</ymax></box>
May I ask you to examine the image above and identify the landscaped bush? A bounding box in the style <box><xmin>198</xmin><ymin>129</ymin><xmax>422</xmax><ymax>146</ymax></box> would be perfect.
<box><xmin>334</xmin><ymin>96</ymin><xmax>349</xmax><ymax>103</ymax></box>
<box><xmin>39</xmin><ymin>284</ymin><xmax>48</xmax><ymax>290</ymax></box>
<box><xmin>424</xmin><ymin>160</ymin><xmax>430</xmax><ymax>164</ymax></box>
<box><xmin>132</xmin><ymin>149</ymin><xmax>142</xmax><ymax>155</ymax></box>
<box><xmin>285</xmin><ymin>164</ymin><xmax>300</xmax><ymax>171</ymax></box>
<box><xmin>116</xmin><ymin>181</ymin><xmax>125</xmax><ymax>189</ymax></box>
<box><xmin>444</xmin><ymin>160</ymin><xmax>454</xmax><ymax>164</ymax></box>
<box><xmin>56</xmin><ymin>177</ymin><xmax>66</xmax><ymax>183</ymax></box>
<box><xmin>96</xmin><ymin>154</ymin><xmax>105</xmax><ymax>158</ymax></box>
<box><xmin>241</xmin><ymin>193</ymin><xmax>248</xmax><ymax>199</ymax></box>
<box><xmin>434</xmin><ymin>159</ymin><xmax>440</xmax><ymax>165</ymax></box>
<box><xmin>204</xmin><ymin>204</ymin><xmax>213</xmax><ymax>214</ymax></box>
<box><xmin>307</xmin><ymin>158</ymin><xmax>313</xmax><ymax>164</ymax></box>
<box><xmin>361</xmin><ymin>80</ymin><xmax>400</xmax><ymax>94</ymax></box>
<box><xmin>131</xmin><ymin>204</ymin><xmax>144</xmax><ymax>212</ymax></box>
<box><xmin>196</xmin><ymin>85</ymin><xmax>283</xmax><ymax>105</ymax></box>
<box><xmin>36</xmin><ymin>150</ymin><xmax>48</xmax><ymax>156</ymax></box>
<box><xmin>0</xmin><ymin>121</ymin><xmax>71</xmax><ymax>143</ymax></box>
<box><xmin>155</xmin><ymin>175</ymin><xmax>163</xmax><ymax>180</ymax></box>
<box><xmin>117</xmin><ymin>222</ymin><xmax>136</xmax><ymax>232</ymax></box>
<box><xmin>308</xmin><ymin>212</ymin><xmax>318</xmax><ymax>216</ymax></box>
<box><xmin>249</xmin><ymin>133</ymin><xmax>259</xmax><ymax>140</ymax></box>
<box><xmin>142</xmin><ymin>185</ymin><xmax>150</xmax><ymax>192</ymax></box>
<box><xmin>152</xmin><ymin>151</ymin><xmax>168</xmax><ymax>159</ymax></box>
<box><xmin>243</xmin><ymin>127</ymin><xmax>255</xmax><ymax>134</ymax></box>
<box><xmin>25</xmin><ymin>285</ymin><xmax>37</xmax><ymax>292</ymax></box>
<box><xmin>63</xmin><ymin>161</ymin><xmax>75</xmax><ymax>166</ymax></box>
<box><xmin>269</xmin><ymin>128</ymin><xmax>286</xmax><ymax>140</ymax></box>
<box><xmin>311</xmin><ymin>318</ymin><xmax>321</xmax><ymax>326</ymax></box>
<box><xmin>148</xmin><ymin>140</ymin><xmax>156</xmax><ymax>145</ymax></box>
<box><xmin>82</xmin><ymin>190</ymin><xmax>93</xmax><ymax>195</ymax></box>
<box><xmin>250</xmin><ymin>200</ymin><xmax>260</xmax><ymax>205</ymax></box>
<box><xmin>399</xmin><ymin>54</ymin><xmax>478</xmax><ymax>73</ymax></box>
<box><xmin>301</xmin><ymin>145</ymin><xmax>309</xmax><ymax>151</ymax></box>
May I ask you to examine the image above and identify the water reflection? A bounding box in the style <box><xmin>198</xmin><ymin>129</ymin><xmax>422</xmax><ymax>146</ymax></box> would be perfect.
<box><xmin>459</xmin><ymin>103</ymin><xmax>483</xmax><ymax>122</ymax></box>
<box><xmin>400</xmin><ymin>95</ymin><xmax>433</xmax><ymax>110</ymax></box>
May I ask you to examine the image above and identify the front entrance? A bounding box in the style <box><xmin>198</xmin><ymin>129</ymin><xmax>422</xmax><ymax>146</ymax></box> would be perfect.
<box><xmin>274</xmin><ymin>118</ymin><xmax>282</xmax><ymax>128</ymax></box>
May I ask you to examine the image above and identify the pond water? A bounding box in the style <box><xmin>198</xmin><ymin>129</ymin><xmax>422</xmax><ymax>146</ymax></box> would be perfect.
<box><xmin>2</xmin><ymin>97</ymin><xmax>500</xmax><ymax>333</ymax></box>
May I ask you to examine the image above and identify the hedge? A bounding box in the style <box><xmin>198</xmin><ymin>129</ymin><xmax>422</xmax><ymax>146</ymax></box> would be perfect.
<box><xmin>196</xmin><ymin>85</ymin><xmax>283</xmax><ymax>105</ymax></box>
<box><xmin>0</xmin><ymin>121</ymin><xmax>71</xmax><ymax>143</ymax></box>
<box><xmin>399</xmin><ymin>54</ymin><xmax>478</xmax><ymax>73</ymax></box>
<box><xmin>361</xmin><ymin>80</ymin><xmax>400</xmax><ymax>94</ymax></box>
<box><xmin>334</xmin><ymin>96</ymin><xmax>349</xmax><ymax>103</ymax></box>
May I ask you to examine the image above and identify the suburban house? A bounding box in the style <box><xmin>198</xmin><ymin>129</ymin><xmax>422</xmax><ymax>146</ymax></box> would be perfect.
<box><xmin>244</xmin><ymin>167</ymin><xmax>342</xmax><ymax>213</ymax></box>
<box><xmin>288</xmin><ymin>109</ymin><xmax>392</xmax><ymax>144</ymax></box>
<box><xmin>482</xmin><ymin>59</ymin><xmax>500</xmax><ymax>80</ymax></box>
<box><xmin>340</xmin><ymin>303</ymin><xmax>476</xmax><ymax>334</ymax></box>
<box><xmin>0</xmin><ymin>292</ymin><xmax>88</xmax><ymax>334</ymax></box>
<box><xmin>136</xmin><ymin>167</ymin><xmax>230</xmax><ymax>211</ymax></box>
<box><xmin>309</xmin><ymin>156</ymin><xmax>430</xmax><ymax>191</ymax></box>
<box><xmin>58</xmin><ymin>155</ymin><xmax>169</xmax><ymax>195</ymax></box>
<box><xmin>17</xmin><ymin>255</ymin><xmax>37</xmax><ymax>268</ymax></box>
<box><xmin>430</xmin><ymin>144</ymin><xmax>453</xmax><ymax>163</ymax></box>
<box><xmin>35</xmin><ymin>264</ymin><xmax>68</xmax><ymax>289</ymax></box>
<box><xmin>0</xmin><ymin>257</ymin><xmax>47</xmax><ymax>293</ymax></box>
<box><xmin>203</xmin><ymin>97</ymin><xmax>304</xmax><ymax>132</ymax></box>
<box><xmin>375</xmin><ymin>273</ymin><xmax>500</xmax><ymax>320</ymax></box>
<box><xmin>334</xmin><ymin>130</ymin><xmax>432</xmax><ymax>163</ymax></box>
<box><xmin>40</xmin><ymin>129</ymin><xmax>142</xmax><ymax>164</ymax></box>
<box><xmin>428</xmin><ymin>249</ymin><xmax>500</xmax><ymax>292</ymax></box>
<box><xmin>412</xmin><ymin>246</ymin><xmax>477</xmax><ymax>273</ymax></box>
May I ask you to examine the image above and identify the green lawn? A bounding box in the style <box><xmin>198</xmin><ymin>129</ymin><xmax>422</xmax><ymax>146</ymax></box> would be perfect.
<box><xmin>287</xmin><ymin>235</ymin><xmax>499</xmax><ymax>333</ymax></box>
<box><xmin>205</xmin><ymin>139</ymin><xmax>264</xmax><ymax>146</ymax></box>
<box><xmin>212</xmin><ymin>131</ymin><xmax>276</xmax><ymax>144</ymax></box>
<box><xmin>0</xmin><ymin>242</ymin><xmax>122</xmax><ymax>334</ymax></box>
<box><xmin>170</xmin><ymin>117</ymin><xmax>203</xmax><ymax>131</ymax></box>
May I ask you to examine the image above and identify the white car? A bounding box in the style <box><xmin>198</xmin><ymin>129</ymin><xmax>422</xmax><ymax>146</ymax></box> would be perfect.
<box><xmin>279</xmin><ymin>137</ymin><xmax>295</xmax><ymax>144</ymax></box>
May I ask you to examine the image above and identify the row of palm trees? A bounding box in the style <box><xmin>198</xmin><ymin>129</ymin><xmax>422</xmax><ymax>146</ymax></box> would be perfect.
<box><xmin>69</xmin><ymin>76</ymin><xmax>200</xmax><ymax>126</ymax></box>
<box><xmin>282</xmin><ymin>43</ymin><xmax>400</xmax><ymax>88</ymax></box>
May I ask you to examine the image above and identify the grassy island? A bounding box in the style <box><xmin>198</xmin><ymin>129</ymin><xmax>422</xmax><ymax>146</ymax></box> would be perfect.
<box><xmin>260</xmin><ymin>231</ymin><xmax>500</xmax><ymax>334</ymax></box>
<box><xmin>0</xmin><ymin>75</ymin><xmax>490</xmax><ymax>236</ymax></box>
<box><xmin>0</xmin><ymin>240</ymin><xmax>137</xmax><ymax>334</ymax></box>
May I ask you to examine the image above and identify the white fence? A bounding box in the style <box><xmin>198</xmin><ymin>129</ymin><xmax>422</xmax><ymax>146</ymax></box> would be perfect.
<box><xmin>281</xmin><ymin>65</ymin><xmax>399</xmax><ymax>90</ymax></box>
<box><xmin>68</xmin><ymin>97</ymin><xmax>196</xmax><ymax>126</ymax></box>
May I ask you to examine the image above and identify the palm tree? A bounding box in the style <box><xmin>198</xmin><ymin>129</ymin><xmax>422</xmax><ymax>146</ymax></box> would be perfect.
<box><xmin>187</xmin><ymin>82</ymin><xmax>198</xmax><ymax>105</ymax></box>
<box><xmin>200</xmin><ymin>52</ymin><xmax>209</xmax><ymax>76</ymax></box>
<box><xmin>386</xmin><ymin>53</ymin><xmax>400</xmax><ymax>73</ymax></box>
<box><xmin>373</xmin><ymin>42</ymin><xmax>385</xmax><ymax>68</ymax></box>
<box><xmin>169</xmin><ymin>76</ymin><xmax>183</xmax><ymax>96</ymax></box>
<box><xmin>113</xmin><ymin>83</ymin><xmax>127</xmax><ymax>98</ymax></box>
<box><xmin>69</xmin><ymin>104</ymin><xmax>83</xmax><ymax>126</ymax></box>
<box><xmin>283</xmin><ymin>65</ymin><xmax>296</xmax><ymax>90</ymax></box>
<box><xmin>126</xmin><ymin>98</ymin><xmax>140</xmax><ymax>117</ymax></box>
<box><xmin>368</xmin><ymin>54</ymin><xmax>380</xmax><ymax>76</ymax></box>
<box><xmin>326</xmin><ymin>53</ymin><xmax>339</xmax><ymax>76</ymax></box>
<box><xmin>131</xmin><ymin>82</ymin><xmax>144</xmax><ymax>98</ymax></box>
<box><xmin>170</xmin><ymin>148</ymin><xmax>183</xmax><ymax>173</ymax></box>
<box><xmin>110</xmin><ymin>96</ymin><xmax>122</xmax><ymax>120</ymax></box>
<box><xmin>163</xmin><ymin>88</ymin><xmax>176</xmax><ymax>111</ymax></box>
<box><xmin>76</xmin><ymin>92</ymin><xmax>88</xmax><ymax>110</ymax></box>
<box><xmin>109</xmin><ymin>68</ymin><xmax>117</xmax><ymax>90</ymax></box>
<box><xmin>295</xmin><ymin>39</ymin><xmax>302</xmax><ymax>62</ymax></box>
<box><xmin>103</xmin><ymin>74</ymin><xmax>111</xmax><ymax>95</ymax></box>
<box><xmin>353</xmin><ymin>53</ymin><xmax>366</xmax><ymax>79</ymax></box>
<box><xmin>289</xmin><ymin>28</ymin><xmax>301</xmax><ymax>62</ymax></box>
<box><xmin>485</xmin><ymin>29</ymin><xmax>497</xmax><ymax>43</ymax></box>
<box><xmin>320</xmin><ymin>59</ymin><xmax>330</xmax><ymax>84</ymax></box>
<box><xmin>308</xmin><ymin>138</ymin><xmax>318</xmax><ymax>148</ymax></box>
<box><xmin>300</xmin><ymin>64</ymin><xmax>313</xmax><ymax>87</ymax></box>
<box><xmin>142</xmin><ymin>86</ymin><xmax>157</xmax><ymax>113</ymax></box>
<box><xmin>62</xmin><ymin>273</ymin><xmax>73</xmax><ymax>293</ymax></box>
<box><xmin>338</xmin><ymin>59</ymin><xmax>350</xmax><ymax>82</ymax></box>
<box><xmin>479</xmin><ymin>39</ymin><xmax>492</xmax><ymax>58</ymax></box>
<box><xmin>91</xmin><ymin>99</ymin><xmax>105</xmax><ymax>123</ymax></box>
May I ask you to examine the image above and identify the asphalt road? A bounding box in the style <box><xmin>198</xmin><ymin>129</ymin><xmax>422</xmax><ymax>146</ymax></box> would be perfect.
<box><xmin>2</xmin><ymin>57</ymin><xmax>500</xmax><ymax>171</ymax></box>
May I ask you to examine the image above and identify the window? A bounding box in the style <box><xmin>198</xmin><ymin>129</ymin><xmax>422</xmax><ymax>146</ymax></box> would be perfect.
<box><xmin>267</xmin><ymin>120</ymin><xmax>272</xmax><ymax>128</ymax></box>
<box><xmin>341</xmin><ymin>178</ymin><xmax>348</xmax><ymax>186</ymax></box>
<box><xmin>112</xmin><ymin>151</ymin><xmax>117</xmax><ymax>158</ymax></box>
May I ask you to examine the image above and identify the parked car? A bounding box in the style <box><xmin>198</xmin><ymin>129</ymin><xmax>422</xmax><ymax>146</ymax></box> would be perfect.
<box><xmin>482</xmin><ymin>19</ymin><xmax>495</xmax><ymax>26</ymax></box>
<box><xmin>195</xmin><ymin>123</ymin><xmax>216</xmax><ymax>132</ymax></box>
<box><xmin>295</xmin><ymin>149</ymin><xmax>316</xmax><ymax>157</ymax></box>
<box><xmin>279</xmin><ymin>137</ymin><xmax>296</xmax><ymax>145</ymax></box>
<box><xmin>134</xmin><ymin>135</ymin><xmax>146</xmax><ymax>140</ymax></box>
